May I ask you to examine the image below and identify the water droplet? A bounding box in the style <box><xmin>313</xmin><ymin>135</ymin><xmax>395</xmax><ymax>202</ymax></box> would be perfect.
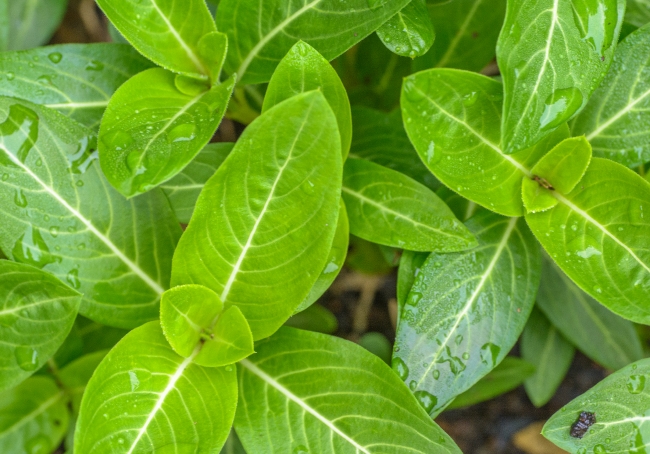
<box><xmin>539</xmin><ymin>87</ymin><xmax>584</xmax><ymax>131</ymax></box>
<box><xmin>407</xmin><ymin>292</ymin><xmax>423</xmax><ymax>306</ymax></box>
<box><xmin>128</xmin><ymin>370</ymin><xmax>140</xmax><ymax>392</ymax></box>
<box><xmin>6</xmin><ymin>72</ymin><xmax>14</xmax><ymax>80</ymax></box>
<box><xmin>293</xmin><ymin>445</ymin><xmax>309</xmax><ymax>454</ymax></box>
<box><xmin>480</xmin><ymin>343</ymin><xmax>501</xmax><ymax>367</ymax></box>
<box><xmin>49</xmin><ymin>226</ymin><xmax>59</xmax><ymax>237</ymax></box>
<box><xmin>225</xmin><ymin>365</ymin><xmax>233</xmax><ymax>372</ymax></box>
<box><xmin>14</xmin><ymin>189</ymin><xmax>27</xmax><ymax>207</ymax></box>
<box><xmin>593</xmin><ymin>285</ymin><xmax>602</xmax><ymax>294</ymax></box>
<box><xmin>627</xmin><ymin>375</ymin><xmax>646</xmax><ymax>394</ymax></box>
<box><xmin>48</xmin><ymin>52</ymin><xmax>62</xmax><ymax>64</ymax></box>
<box><xmin>77</xmin><ymin>243</ymin><xmax>86</xmax><ymax>250</ymax></box>
<box><xmin>24</xmin><ymin>435</ymin><xmax>50</xmax><ymax>454</ymax></box>
<box><xmin>68</xmin><ymin>136</ymin><xmax>99</xmax><ymax>174</ymax></box>
<box><xmin>66</xmin><ymin>268</ymin><xmax>81</xmax><ymax>289</ymax></box>
<box><xmin>432</xmin><ymin>370</ymin><xmax>440</xmax><ymax>379</ymax></box>
<box><xmin>1</xmin><ymin>173</ymin><xmax>8</xmax><ymax>181</ymax></box>
<box><xmin>15</xmin><ymin>346</ymin><xmax>39</xmax><ymax>371</ymax></box>
<box><xmin>462</xmin><ymin>91</ymin><xmax>479</xmax><ymax>107</ymax></box>
<box><xmin>409</xmin><ymin>380</ymin><xmax>417</xmax><ymax>391</ymax></box>
<box><xmin>167</xmin><ymin>123</ymin><xmax>196</xmax><ymax>144</ymax></box>
<box><xmin>0</xmin><ymin>104</ymin><xmax>40</xmax><ymax>165</ymax></box>
<box><xmin>593</xmin><ymin>444</ymin><xmax>607</xmax><ymax>454</ymax></box>
<box><xmin>301</xmin><ymin>179</ymin><xmax>315</xmax><ymax>195</ymax></box>
<box><xmin>455</xmin><ymin>335</ymin><xmax>463</xmax><ymax>346</ymax></box>
<box><xmin>414</xmin><ymin>390</ymin><xmax>437</xmax><ymax>413</ymax></box>
<box><xmin>86</xmin><ymin>60</ymin><xmax>104</xmax><ymax>71</ymax></box>
<box><xmin>392</xmin><ymin>357</ymin><xmax>410</xmax><ymax>380</ymax></box>
<box><xmin>462</xmin><ymin>352</ymin><xmax>470</xmax><ymax>360</ymax></box>
<box><xmin>576</xmin><ymin>245</ymin><xmax>602</xmax><ymax>259</ymax></box>
<box><xmin>571</xmin><ymin>0</ymin><xmax>619</xmax><ymax>57</ymax></box>
<box><xmin>76</xmin><ymin>180</ymin><xmax>84</xmax><ymax>187</ymax></box>
<box><xmin>12</xmin><ymin>225</ymin><xmax>60</xmax><ymax>268</ymax></box>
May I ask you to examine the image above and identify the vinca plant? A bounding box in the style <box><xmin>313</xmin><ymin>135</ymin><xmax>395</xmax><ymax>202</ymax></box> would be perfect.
<box><xmin>1</xmin><ymin>0</ymin><xmax>650</xmax><ymax>452</ymax></box>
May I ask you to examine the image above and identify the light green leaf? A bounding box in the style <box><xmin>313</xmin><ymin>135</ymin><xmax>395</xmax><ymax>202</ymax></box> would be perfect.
<box><xmin>75</xmin><ymin>321</ymin><xmax>237</xmax><ymax>453</ymax></box>
<box><xmin>216</xmin><ymin>0</ymin><xmax>412</xmax><ymax>85</ymax></box>
<box><xmin>160</xmin><ymin>142</ymin><xmax>234</xmax><ymax>224</ymax></box>
<box><xmin>396</xmin><ymin>250</ymin><xmax>429</xmax><ymax>318</ymax></box>
<box><xmin>497</xmin><ymin>0</ymin><xmax>626</xmax><ymax>154</ymax></box>
<box><xmin>572</xmin><ymin>24</ymin><xmax>650</xmax><ymax>168</ymax></box>
<box><xmin>0</xmin><ymin>0</ymin><xmax>7</xmax><ymax>52</ymax></box>
<box><xmin>58</xmin><ymin>350</ymin><xmax>107</xmax><ymax>415</ymax></box>
<box><xmin>377</xmin><ymin>0</ymin><xmax>435</xmax><ymax>58</ymax></box>
<box><xmin>295</xmin><ymin>201</ymin><xmax>349</xmax><ymax>313</ymax></box>
<box><xmin>526</xmin><ymin>157</ymin><xmax>650</xmax><ymax>324</ymax></box>
<box><xmin>342</xmin><ymin>158</ymin><xmax>476</xmax><ymax>252</ymax></box>
<box><xmin>6</xmin><ymin>0</ymin><xmax>67</xmax><ymax>51</ymax></box>
<box><xmin>536</xmin><ymin>254</ymin><xmax>644</xmax><ymax>371</ymax></box>
<box><xmin>263</xmin><ymin>41</ymin><xmax>351</xmax><ymax>159</ymax></box>
<box><xmin>437</xmin><ymin>187</ymin><xmax>481</xmax><ymax>223</ymax></box>
<box><xmin>401</xmin><ymin>68</ymin><xmax>569</xmax><ymax>216</ymax></box>
<box><xmin>0</xmin><ymin>260</ymin><xmax>80</xmax><ymax>393</ymax></box>
<box><xmin>96</xmin><ymin>0</ymin><xmax>222</xmax><ymax>80</ymax></box>
<box><xmin>626</xmin><ymin>0</ymin><xmax>650</xmax><ymax>27</ymax></box>
<box><xmin>0</xmin><ymin>44</ymin><xmax>153</xmax><ymax>129</ymax></box>
<box><xmin>413</xmin><ymin>0</ymin><xmax>506</xmax><ymax>72</ymax></box>
<box><xmin>349</xmin><ymin>107</ymin><xmax>439</xmax><ymax>191</ymax></box>
<box><xmin>446</xmin><ymin>357</ymin><xmax>536</xmax><ymax>410</ymax></box>
<box><xmin>522</xmin><ymin>307</ymin><xmax>574</xmax><ymax>407</ymax></box>
<box><xmin>0</xmin><ymin>376</ymin><xmax>69</xmax><ymax>454</ymax></box>
<box><xmin>235</xmin><ymin>327</ymin><xmax>461</xmax><ymax>454</ymax></box>
<box><xmin>160</xmin><ymin>284</ymin><xmax>254</xmax><ymax>366</ymax></box>
<box><xmin>98</xmin><ymin>68</ymin><xmax>234</xmax><ymax>197</ymax></box>
<box><xmin>172</xmin><ymin>91</ymin><xmax>342</xmax><ymax>340</ymax></box>
<box><xmin>394</xmin><ymin>210</ymin><xmax>541</xmax><ymax>416</ymax></box>
<box><xmin>285</xmin><ymin>303</ymin><xmax>338</xmax><ymax>334</ymax></box>
<box><xmin>542</xmin><ymin>357</ymin><xmax>650</xmax><ymax>452</ymax></box>
<box><xmin>0</xmin><ymin>98</ymin><xmax>181</xmax><ymax>328</ymax></box>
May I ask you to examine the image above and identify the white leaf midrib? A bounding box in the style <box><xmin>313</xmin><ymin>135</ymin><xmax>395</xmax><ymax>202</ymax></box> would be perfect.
<box><xmin>240</xmin><ymin>358</ymin><xmax>371</xmax><ymax>454</ymax></box>
<box><xmin>586</xmin><ymin>86</ymin><xmax>650</xmax><ymax>140</ymax></box>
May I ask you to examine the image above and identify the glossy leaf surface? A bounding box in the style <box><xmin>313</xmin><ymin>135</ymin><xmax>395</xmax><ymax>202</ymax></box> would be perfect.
<box><xmin>0</xmin><ymin>44</ymin><xmax>153</xmax><ymax>129</ymax></box>
<box><xmin>376</xmin><ymin>0</ymin><xmax>435</xmax><ymax>58</ymax></box>
<box><xmin>0</xmin><ymin>260</ymin><xmax>80</xmax><ymax>393</ymax></box>
<box><xmin>5</xmin><ymin>0</ymin><xmax>67</xmax><ymax>51</ymax></box>
<box><xmin>263</xmin><ymin>41</ymin><xmax>351</xmax><ymax>158</ymax></box>
<box><xmin>526</xmin><ymin>158</ymin><xmax>650</xmax><ymax>324</ymax></box>
<box><xmin>413</xmin><ymin>0</ymin><xmax>506</xmax><ymax>72</ymax></box>
<box><xmin>342</xmin><ymin>158</ymin><xmax>476</xmax><ymax>252</ymax></box>
<box><xmin>96</xmin><ymin>0</ymin><xmax>221</xmax><ymax>79</ymax></box>
<box><xmin>572</xmin><ymin>24</ymin><xmax>650</xmax><ymax>168</ymax></box>
<box><xmin>497</xmin><ymin>0</ymin><xmax>625</xmax><ymax>153</ymax></box>
<box><xmin>396</xmin><ymin>250</ymin><xmax>429</xmax><ymax>316</ymax></box>
<box><xmin>0</xmin><ymin>376</ymin><xmax>69</xmax><ymax>453</ymax></box>
<box><xmin>394</xmin><ymin>210</ymin><xmax>541</xmax><ymax>416</ymax></box>
<box><xmin>447</xmin><ymin>357</ymin><xmax>536</xmax><ymax>410</ymax></box>
<box><xmin>522</xmin><ymin>307</ymin><xmax>574</xmax><ymax>407</ymax></box>
<box><xmin>235</xmin><ymin>327</ymin><xmax>461</xmax><ymax>454</ymax></box>
<box><xmin>401</xmin><ymin>68</ymin><xmax>569</xmax><ymax>216</ymax></box>
<box><xmin>216</xmin><ymin>0</ymin><xmax>412</xmax><ymax>84</ymax></box>
<box><xmin>75</xmin><ymin>321</ymin><xmax>237</xmax><ymax>453</ymax></box>
<box><xmin>160</xmin><ymin>142</ymin><xmax>233</xmax><ymax>224</ymax></box>
<box><xmin>99</xmin><ymin>68</ymin><xmax>234</xmax><ymax>197</ymax></box>
<box><xmin>0</xmin><ymin>98</ymin><xmax>181</xmax><ymax>328</ymax></box>
<box><xmin>536</xmin><ymin>255</ymin><xmax>643</xmax><ymax>371</ymax></box>
<box><xmin>160</xmin><ymin>284</ymin><xmax>254</xmax><ymax>366</ymax></box>
<box><xmin>172</xmin><ymin>92</ymin><xmax>342</xmax><ymax>340</ymax></box>
<box><xmin>543</xmin><ymin>358</ymin><xmax>650</xmax><ymax>453</ymax></box>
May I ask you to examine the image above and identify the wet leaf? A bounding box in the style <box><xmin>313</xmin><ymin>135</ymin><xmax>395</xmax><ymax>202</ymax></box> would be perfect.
<box><xmin>376</xmin><ymin>0</ymin><xmax>435</xmax><ymax>58</ymax></box>
<box><xmin>626</xmin><ymin>1</ymin><xmax>650</xmax><ymax>27</ymax></box>
<box><xmin>58</xmin><ymin>351</ymin><xmax>107</xmax><ymax>415</ymax></box>
<box><xmin>3</xmin><ymin>0</ymin><xmax>67</xmax><ymax>51</ymax></box>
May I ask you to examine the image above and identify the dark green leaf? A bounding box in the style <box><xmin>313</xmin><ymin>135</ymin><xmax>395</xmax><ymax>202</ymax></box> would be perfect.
<box><xmin>346</xmin><ymin>235</ymin><xmax>394</xmax><ymax>275</ymax></box>
<box><xmin>0</xmin><ymin>260</ymin><xmax>80</xmax><ymax>393</ymax></box>
<box><xmin>396</xmin><ymin>249</ymin><xmax>429</xmax><ymax>317</ymax></box>
<box><xmin>76</xmin><ymin>317</ymin><xmax>128</xmax><ymax>355</ymax></box>
<box><xmin>98</xmin><ymin>68</ymin><xmax>234</xmax><ymax>197</ymax></box>
<box><xmin>0</xmin><ymin>98</ymin><xmax>181</xmax><ymax>328</ymax></box>
<box><xmin>235</xmin><ymin>327</ymin><xmax>461</xmax><ymax>453</ymax></box>
<box><xmin>171</xmin><ymin>92</ymin><xmax>342</xmax><ymax>340</ymax></box>
<box><xmin>216</xmin><ymin>0</ymin><xmax>412</xmax><ymax>84</ymax></box>
<box><xmin>75</xmin><ymin>321</ymin><xmax>237</xmax><ymax>453</ymax></box>
<box><xmin>627</xmin><ymin>1</ymin><xmax>650</xmax><ymax>27</ymax></box>
<box><xmin>394</xmin><ymin>210</ymin><xmax>541</xmax><ymax>416</ymax></box>
<box><xmin>58</xmin><ymin>350</ymin><xmax>107</xmax><ymax>415</ymax></box>
<box><xmin>377</xmin><ymin>0</ymin><xmax>435</xmax><ymax>58</ymax></box>
<box><xmin>437</xmin><ymin>186</ymin><xmax>480</xmax><ymax>222</ymax></box>
<box><xmin>522</xmin><ymin>307</ymin><xmax>574</xmax><ymax>407</ymax></box>
<box><xmin>497</xmin><ymin>0</ymin><xmax>625</xmax><ymax>154</ymax></box>
<box><xmin>342</xmin><ymin>158</ymin><xmax>476</xmax><ymax>251</ymax></box>
<box><xmin>5</xmin><ymin>0</ymin><xmax>67</xmax><ymax>51</ymax></box>
<box><xmin>359</xmin><ymin>332</ymin><xmax>392</xmax><ymax>364</ymax></box>
<box><xmin>0</xmin><ymin>44</ymin><xmax>154</xmax><ymax>129</ymax></box>
<box><xmin>285</xmin><ymin>303</ymin><xmax>339</xmax><ymax>334</ymax></box>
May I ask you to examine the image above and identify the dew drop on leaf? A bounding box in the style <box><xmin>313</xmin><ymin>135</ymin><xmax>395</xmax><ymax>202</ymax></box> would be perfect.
<box><xmin>15</xmin><ymin>346</ymin><xmax>39</xmax><ymax>371</ymax></box>
<box><xmin>414</xmin><ymin>390</ymin><xmax>437</xmax><ymax>413</ymax></box>
<box><xmin>393</xmin><ymin>356</ymin><xmax>410</xmax><ymax>381</ymax></box>
<box><xmin>626</xmin><ymin>375</ymin><xmax>646</xmax><ymax>394</ymax></box>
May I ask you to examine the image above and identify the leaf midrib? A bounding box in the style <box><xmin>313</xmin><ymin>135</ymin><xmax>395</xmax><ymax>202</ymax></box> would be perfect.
<box><xmin>0</xmin><ymin>390</ymin><xmax>63</xmax><ymax>437</ymax></box>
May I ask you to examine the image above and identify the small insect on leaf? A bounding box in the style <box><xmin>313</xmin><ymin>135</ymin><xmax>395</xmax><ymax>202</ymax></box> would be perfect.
<box><xmin>570</xmin><ymin>411</ymin><xmax>596</xmax><ymax>439</ymax></box>
<box><xmin>532</xmin><ymin>174</ymin><xmax>554</xmax><ymax>191</ymax></box>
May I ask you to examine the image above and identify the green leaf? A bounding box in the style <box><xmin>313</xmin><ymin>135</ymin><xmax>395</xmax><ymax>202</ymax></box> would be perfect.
<box><xmin>216</xmin><ymin>0</ymin><xmax>412</xmax><ymax>84</ymax></box>
<box><xmin>437</xmin><ymin>187</ymin><xmax>481</xmax><ymax>223</ymax></box>
<box><xmin>536</xmin><ymin>254</ymin><xmax>644</xmax><ymax>371</ymax></box>
<box><xmin>396</xmin><ymin>250</ymin><xmax>429</xmax><ymax>317</ymax></box>
<box><xmin>160</xmin><ymin>142</ymin><xmax>234</xmax><ymax>224</ymax></box>
<box><xmin>497</xmin><ymin>0</ymin><xmax>626</xmax><ymax>154</ymax></box>
<box><xmin>263</xmin><ymin>41</ymin><xmax>352</xmax><ymax>159</ymax></box>
<box><xmin>522</xmin><ymin>136</ymin><xmax>592</xmax><ymax>213</ymax></box>
<box><xmin>358</xmin><ymin>332</ymin><xmax>392</xmax><ymax>364</ymax></box>
<box><xmin>0</xmin><ymin>260</ymin><xmax>79</xmax><ymax>393</ymax></box>
<box><xmin>98</xmin><ymin>68</ymin><xmax>234</xmax><ymax>197</ymax></box>
<box><xmin>413</xmin><ymin>0</ymin><xmax>507</xmax><ymax>72</ymax></box>
<box><xmin>235</xmin><ymin>327</ymin><xmax>461</xmax><ymax>453</ymax></box>
<box><xmin>446</xmin><ymin>357</ymin><xmax>536</xmax><ymax>410</ymax></box>
<box><xmin>342</xmin><ymin>158</ymin><xmax>476</xmax><ymax>251</ymax></box>
<box><xmin>220</xmin><ymin>431</ymin><xmax>246</xmax><ymax>454</ymax></box>
<box><xmin>0</xmin><ymin>0</ymin><xmax>7</xmax><ymax>52</ymax></box>
<box><xmin>401</xmin><ymin>68</ymin><xmax>570</xmax><ymax>216</ymax></box>
<box><xmin>521</xmin><ymin>307</ymin><xmax>575</xmax><ymax>407</ymax></box>
<box><xmin>0</xmin><ymin>98</ymin><xmax>181</xmax><ymax>328</ymax></box>
<box><xmin>542</xmin><ymin>357</ymin><xmax>650</xmax><ymax>452</ymax></box>
<box><xmin>349</xmin><ymin>107</ymin><xmax>439</xmax><ymax>191</ymax></box>
<box><xmin>394</xmin><ymin>210</ymin><xmax>541</xmax><ymax>416</ymax></box>
<box><xmin>285</xmin><ymin>303</ymin><xmax>339</xmax><ymax>334</ymax></box>
<box><xmin>5</xmin><ymin>0</ymin><xmax>67</xmax><ymax>51</ymax></box>
<box><xmin>295</xmin><ymin>201</ymin><xmax>349</xmax><ymax>313</ymax></box>
<box><xmin>160</xmin><ymin>284</ymin><xmax>254</xmax><ymax>366</ymax></box>
<box><xmin>75</xmin><ymin>321</ymin><xmax>237</xmax><ymax>453</ymax></box>
<box><xmin>58</xmin><ymin>350</ymin><xmax>107</xmax><ymax>415</ymax></box>
<box><xmin>376</xmin><ymin>0</ymin><xmax>435</xmax><ymax>58</ymax></box>
<box><xmin>346</xmin><ymin>235</ymin><xmax>394</xmax><ymax>275</ymax></box>
<box><xmin>0</xmin><ymin>44</ymin><xmax>154</xmax><ymax>129</ymax></box>
<box><xmin>76</xmin><ymin>317</ymin><xmax>128</xmax><ymax>355</ymax></box>
<box><xmin>626</xmin><ymin>0</ymin><xmax>650</xmax><ymax>27</ymax></box>
<box><xmin>526</xmin><ymin>157</ymin><xmax>650</xmax><ymax>324</ymax></box>
<box><xmin>572</xmin><ymin>24</ymin><xmax>650</xmax><ymax>168</ymax></box>
<box><xmin>96</xmin><ymin>0</ymin><xmax>223</xmax><ymax>80</ymax></box>
<box><xmin>172</xmin><ymin>91</ymin><xmax>342</xmax><ymax>340</ymax></box>
<box><xmin>0</xmin><ymin>376</ymin><xmax>69</xmax><ymax>454</ymax></box>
